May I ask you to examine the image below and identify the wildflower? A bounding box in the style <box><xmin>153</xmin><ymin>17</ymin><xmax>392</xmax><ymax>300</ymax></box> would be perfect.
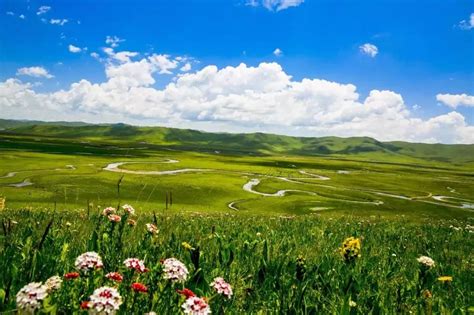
<box><xmin>162</xmin><ymin>258</ymin><xmax>189</xmax><ymax>282</ymax></box>
<box><xmin>66</xmin><ymin>221</ymin><xmax>72</xmax><ymax>227</ymax></box>
<box><xmin>127</xmin><ymin>219</ymin><xmax>136</xmax><ymax>227</ymax></box>
<box><xmin>122</xmin><ymin>204</ymin><xmax>135</xmax><ymax>215</ymax></box>
<box><xmin>106</xmin><ymin>272</ymin><xmax>123</xmax><ymax>282</ymax></box>
<box><xmin>422</xmin><ymin>289</ymin><xmax>432</xmax><ymax>299</ymax></box>
<box><xmin>437</xmin><ymin>276</ymin><xmax>453</xmax><ymax>283</ymax></box>
<box><xmin>340</xmin><ymin>237</ymin><xmax>361</xmax><ymax>261</ymax></box>
<box><xmin>124</xmin><ymin>258</ymin><xmax>147</xmax><ymax>273</ymax></box>
<box><xmin>88</xmin><ymin>286</ymin><xmax>122</xmax><ymax>314</ymax></box>
<box><xmin>146</xmin><ymin>223</ymin><xmax>158</xmax><ymax>234</ymax></box>
<box><xmin>16</xmin><ymin>282</ymin><xmax>49</xmax><ymax>313</ymax></box>
<box><xmin>131</xmin><ymin>282</ymin><xmax>148</xmax><ymax>293</ymax></box>
<box><xmin>181</xmin><ymin>296</ymin><xmax>211</xmax><ymax>315</ymax></box>
<box><xmin>210</xmin><ymin>277</ymin><xmax>233</xmax><ymax>298</ymax></box>
<box><xmin>417</xmin><ymin>256</ymin><xmax>435</xmax><ymax>268</ymax></box>
<box><xmin>81</xmin><ymin>301</ymin><xmax>91</xmax><ymax>310</ymax></box>
<box><xmin>145</xmin><ymin>312</ymin><xmax>157</xmax><ymax>315</ymax></box>
<box><xmin>102</xmin><ymin>207</ymin><xmax>115</xmax><ymax>216</ymax></box>
<box><xmin>45</xmin><ymin>276</ymin><xmax>62</xmax><ymax>292</ymax></box>
<box><xmin>177</xmin><ymin>288</ymin><xmax>196</xmax><ymax>299</ymax></box>
<box><xmin>64</xmin><ymin>272</ymin><xmax>80</xmax><ymax>280</ymax></box>
<box><xmin>108</xmin><ymin>214</ymin><xmax>121</xmax><ymax>223</ymax></box>
<box><xmin>75</xmin><ymin>252</ymin><xmax>104</xmax><ymax>273</ymax></box>
<box><xmin>349</xmin><ymin>300</ymin><xmax>357</xmax><ymax>307</ymax></box>
<box><xmin>182</xmin><ymin>242</ymin><xmax>195</xmax><ymax>250</ymax></box>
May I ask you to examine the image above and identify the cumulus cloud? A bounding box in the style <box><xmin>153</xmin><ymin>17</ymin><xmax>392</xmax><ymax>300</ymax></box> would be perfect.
<box><xmin>50</xmin><ymin>18</ymin><xmax>68</xmax><ymax>25</ymax></box>
<box><xmin>273</xmin><ymin>48</ymin><xmax>283</xmax><ymax>57</ymax></box>
<box><xmin>246</xmin><ymin>0</ymin><xmax>304</xmax><ymax>11</ymax></box>
<box><xmin>19</xmin><ymin>14</ymin><xmax>25</xmax><ymax>19</ymax></box>
<box><xmin>437</xmin><ymin>93</ymin><xmax>474</xmax><ymax>108</ymax></box>
<box><xmin>359</xmin><ymin>43</ymin><xmax>378</xmax><ymax>57</ymax></box>
<box><xmin>458</xmin><ymin>13</ymin><xmax>474</xmax><ymax>30</ymax></box>
<box><xmin>180</xmin><ymin>62</ymin><xmax>192</xmax><ymax>72</ymax></box>
<box><xmin>68</xmin><ymin>44</ymin><xmax>82</xmax><ymax>53</ymax></box>
<box><xmin>37</xmin><ymin>6</ymin><xmax>51</xmax><ymax>15</ymax></box>
<box><xmin>105</xmin><ymin>36</ymin><xmax>125</xmax><ymax>48</ymax></box>
<box><xmin>6</xmin><ymin>11</ymin><xmax>14</xmax><ymax>16</ymax></box>
<box><xmin>1</xmin><ymin>61</ymin><xmax>473</xmax><ymax>143</ymax></box>
<box><xmin>16</xmin><ymin>66</ymin><xmax>53</xmax><ymax>79</ymax></box>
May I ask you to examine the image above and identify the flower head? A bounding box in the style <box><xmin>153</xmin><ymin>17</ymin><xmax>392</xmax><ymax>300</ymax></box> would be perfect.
<box><xmin>182</xmin><ymin>242</ymin><xmax>195</xmax><ymax>251</ymax></box>
<box><xmin>340</xmin><ymin>237</ymin><xmax>361</xmax><ymax>262</ymax></box>
<box><xmin>162</xmin><ymin>258</ymin><xmax>189</xmax><ymax>282</ymax></box>
<box><xmin>122</xmin><ymin>204</ymin><xmax>135</xmax><ymax>215</ymax></box>
<box><xmin>181</xmin><ymin>296</ymin><xmax>211</xmax><ymax>315</ymax></box>
<box><xmin>88</xmin><ymin>286</ymin><xmax>122</xmax><ymax>314</ymax></box>
<box><xmin>437</xmin><ymin>276</ymin><xmax>453</xmax><ymax>283</ymax></box>
<box><xmin>81</xmin><ymin>301</ymin><xmax>91</xmax><ymax>310</ymax></box>
<box><xmin>417</xmin><ymin>256</ymin><xmax>435</xmax><ymax>268</ymax></box>
<box><xmin>131</xmin><ymin>282</ymin><xmax>148</xmax><ymax>293</ymax></box>
<box><xmin>106</xmin><ymin>272</ymin><xmax>123</xmax><ymax>282</ymax></box>
<box><xmin>16</xmin><ymin>282</ymin><xmax>49</xmax><ymax>313</ymax></box>
<box><xmin>210</xmin><ymin>277</ymin><xmax>233</xmax><ymax>299</ymax></box>
<box><xmin>108</xmin><ymin>214</ymin><xmax>121</xmax><ymax>223</ymax></box>
<box><xmin>64</xmin><ymin>272</ymin><xmax>80</xmax><ymax>280</ymax></box>
<box><xmin>102</xmin><ymin>207</ymin><xmax>115</xmax><ymax>216</ymax></box>
<box><xmin>75</xmin><ymin>252</ymin><xmax>104</xmax><ymax>273</ymax></box>
<box><xmin>124</xmin><ymin>258</ymin><xmax>147</xmax><ymax>273</ymax></box>
<box><xmin>146</xmin><ymin>223</ymin><xmax>158</xmax><ymax>235</ymax></box>
<box><xmin>127</xmin><ymin>219</ymin><xmax>136</xmax><ymax>227</ymax></box>
<box><xmin>177</xmin><ymin>288</ymin><xmax>196</xmax><ymax>299</ymax></box>
<box><xmin>45</xmin><ymin>276</ymin><xmax>62</xmax><ymax>292</ymax></box>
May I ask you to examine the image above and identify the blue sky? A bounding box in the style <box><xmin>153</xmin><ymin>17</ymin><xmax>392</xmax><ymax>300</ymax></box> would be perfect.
<box><xmin>0</xmin><ymin>0</ymin><xmax>473</xmax><ymax>143</ymax></box>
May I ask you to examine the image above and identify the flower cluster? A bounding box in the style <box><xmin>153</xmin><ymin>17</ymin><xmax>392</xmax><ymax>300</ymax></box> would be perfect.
<box><xmin>122</xmin><ymin>204</ymin><xmax>135</xmax><ymax>215</ymax></box>
<box><xmin>146</xmin><ymin>223</ymin><xmax>158</xmax><ymax>235</ymax></box>
<box><xmin>181</xmin><ymin>296</ymin><xmax>211</xmax><ymax>315</ymax></box>
<box><xmin>64</xmin><ymin>272</ymin><xmax>80</xmax><ymax>280</ymax></box>
<box><xmin>75</xmin><ymin>252</ymin><xmax>104</xmax><ymax>273</ymax></box>
<box><xmin>86</xmin><ymin>286</ymin><xmax>123</xmax><ymax>315</ymax></box>
<box><xmin>162</xmin><ymin>258</ymin><xmax>189</xmax><ymax>282</ymax></box>
<box><xmin>340</xmin><ymin>237</ymin><xmax>361</xmax><ymax>261</ymax></box>
<box><xmin>102</xmin><ymin>207</ymin><xmax>115</xmax><ymax>216</ymax></box>
<box><xmin>210</xmin><ymin>277</ymin><xmax>233</xmax><ymax>298</ymax></box>
<box><xmin>45</xmin><ymin>275</ymin><xmax>62</xmax><ymax>292</ymax></box>
<box><xmin>106</xmin><ymin>272</ymin><xmax>123</xmax><ymax>282</ymax></box>
<box><xmin>131</xmin><ymin>282</ymin><xmax>148</xmax><ymax>293</ymax></box>
<box><xmin>124</xmin><ymin>258</ymin><xmax>147</xmax><ymax>273</ymax></box>
<box><xmin>108</xmin><ymin>214</ymin><xmax>121</xmax><ymax>223</ymax></box>
<box><xmin>16</xmin><ymin>282</ymin><xmax>49</xmax><ymax>313</ymax></box>
<box><xmin>417</xmin><ymin>256</ymin><xmax>435</xmax><ymax>268</ymax></box>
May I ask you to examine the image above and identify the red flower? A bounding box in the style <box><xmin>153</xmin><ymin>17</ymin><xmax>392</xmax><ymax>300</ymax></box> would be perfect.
<box><xmin>131</xmin><ymin>282</ymin><xmax>148</xmax><ymax>293</ymax></box>
<box><xmin>80</xmin><ymin>301</ymin><xmax>91</xmax><ymax>309</ymax></box>
<box><xmin>64</xmin><ymin>272</ymin><xmax>80</xmax><ymax>280</ymax></box>
<box><xmin>177</xmin><ymin>288</ymin><xmax>196</xmax><ymax>299</ymax></box>
<box><xmin>105</xmin><ymin>272</ymin><xmax>123</xmax><ymax>282</ymax></box>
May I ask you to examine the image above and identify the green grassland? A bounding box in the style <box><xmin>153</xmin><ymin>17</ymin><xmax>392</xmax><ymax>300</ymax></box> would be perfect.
<box><xmin>0</xmin><ymin>120</ymin><xmax>473</xmax><ymax>220</ymax></box>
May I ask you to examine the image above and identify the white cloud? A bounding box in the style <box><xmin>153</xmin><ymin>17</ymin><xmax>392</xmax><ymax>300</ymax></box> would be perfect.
<box><xmin>50</xmin><ymin>18</ymin><xmax>68</xmax><ymax>25</ymax></box>
<box><xmin>68</xmin><ymin>44</ymin><xmax>82</xmax><ymax>53</ymax></box>
<box><xmin>180</xmin><ymin>63</ymin><xmax>192</xmax><ymax>72</ymax></box>
<box><xmin>6</xmin><ymin>11</ymin><xmax>14</xmax><ymax>16</ymax></box>
<box><xmin>105</xmin><ymin>36</ymin><xmax>125</xmax><ymax>48</ymax></box>
<box><xmin>37</xmin><ymin>6</ymin><xmax>51</xmax><ymax>15</ymax></box>
<box><xmin>1</xmin><ymin>61</ymin><xmax>473</xmax><ymax>144</ymax></box>
<box><xmin>436</xmin><ymin>93</ymin><xmax>474</xmax><ymax>108</ymax></box>
<box><xmin>458</xmin><ymin>13</ymin><xmax>474</xmax><ymax>30</ymax></box>
<box><xmin>19</xmin><ymin>14</ymin><xmax>25</xmax><ymax>19</ymax></box>
<box><xmin>359</xmin><ymin>43</ymin><xmax>378</xmax><ymax>57</ymax></box>
<box><xmin>273</xmin><ymin>48</ymin><xmax>283</xmax><ymax>57</ymax></box>
<box><xmin>16</xmin><ymin>66</ymin><xmax>53</xmax><ymax>79</ymax></box>
<box><xmin>246</xmin><ymin>0</ymin><xmax>304</xmax><ymax>11</ymax></box>
<box><xmin>148</xmin><ymin>54</ymin><xmax>178</xmax><ymax>74</ymax></box>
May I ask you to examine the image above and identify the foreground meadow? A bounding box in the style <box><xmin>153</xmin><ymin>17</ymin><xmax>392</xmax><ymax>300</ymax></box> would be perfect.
<box><xmin>0</xmin><ymin>204</ymin><xmax>472</xmax><ymax>314</ymax></box>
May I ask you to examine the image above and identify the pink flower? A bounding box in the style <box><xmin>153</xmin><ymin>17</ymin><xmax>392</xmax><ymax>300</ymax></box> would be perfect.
<box><xmin>122</xmin><ymin>204</ymin><xmax>135</xmax><ymax>215</ymax></box>
<box><xmin>102</xmin><ymin>207</ymin><xmax>115</xmax><ymax>216</ymax></box>
<box><xmin>75</xmin><ymin>252</ymin><xmax>103</xmax><ymax>273</ymax></box>
<box><xmin>210</xmin><ymin>277</ymin><xmax>233</xmax><ymax>298</ymax></box>
<box><xmin>162</xmin><ymin>258</ymin><xmax>189</xmax><ymax>282</ymax></box>
<box><xmin>106</xmin><ymin>272</ymin><xmax>123</xmax><ymax>282</ymax></box>
<box><xmin>88</xmin><ymin>286</ymin><xmax>122</xmax><ymax>314</ymax></box>
<box><xmin>108</xmin><ymin>214</ymin><xmax>121</xmax><ymax>223</ymax></box>
<box><xmin>146</xmin><ymin>223</ymin><xmax>158</xmax><ymax>235</ymax></box>
<box><xmin>124</xmin><ymin>258</ymin><xmax>147</xmax><ymax>273</ymax></box>
<box><xmin>181</xmin><ymin>296</ymin><xmax>211</xmax><ymax>315</ymax></box>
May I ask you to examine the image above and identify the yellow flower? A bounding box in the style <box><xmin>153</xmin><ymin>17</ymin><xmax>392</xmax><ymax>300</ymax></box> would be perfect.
<box><xmin>340</xmin><ymin>237</ymin><xmax>361</xmax><ymax>261</ymax></box>
<box><xmin>0</xmin><ymin>197</ymin><xmax>5</xmax><ymax>211</ymax></box>
<box><xmin>182</xmin><ymin>242</ymin><xmax>195</xmax><ymax>251</ymax></box>
<box><xmin>437</xmin><ymin>276</ymin><xmax>453</xmax><ymax>283</ymax></box>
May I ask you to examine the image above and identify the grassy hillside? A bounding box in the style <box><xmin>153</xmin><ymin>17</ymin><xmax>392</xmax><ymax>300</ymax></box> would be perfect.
<box><xmin>1</xmin><ymin>119</ymin><xmax>473</xmax><ymax>164</ymax></box>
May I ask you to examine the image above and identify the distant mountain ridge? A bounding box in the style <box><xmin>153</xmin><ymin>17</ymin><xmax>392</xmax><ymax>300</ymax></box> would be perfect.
<box><xmin>0</xmin><ymin>118</ymin><xmax>473</xmax><ymax>165</ymax></box>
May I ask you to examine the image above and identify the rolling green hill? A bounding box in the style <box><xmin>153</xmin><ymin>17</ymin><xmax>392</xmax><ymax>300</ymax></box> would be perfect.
<box><xmin>1</xmin><ymin>119</ymin><xmax>473</xmax><ymax>165</ymax></box>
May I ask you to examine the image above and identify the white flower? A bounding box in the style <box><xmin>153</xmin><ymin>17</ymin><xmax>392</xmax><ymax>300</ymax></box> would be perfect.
<box><xmin>123</xmin><ymin>258</ymin><xmax>147</xmax><ymax>273</ymax></box>
<box><xmin>16</xmin><ymin>282</ymin><xmax>48</xmax><ymax>313</ymax></box>
<box><xmin>210</xmin><ymin>277</ymin><xmax>233</xmax><ymax>298</ymax></box>
<box><xmin>349</xmin><ymin>300</ymin><xmax>357</xmax><ymax>307</ymax></box>
<box><xmin>88</xmin><ymin>286</ymin><xmax>122</xmax><ymax>314</ymax></box>
<box><xmin>181</xmin><ymin>296</ymin><xmax>211</xmax><ymax>315</ymax></box>
<box><xmin>102</xmin><ymin>207</ymin><xmax>115</xmax><ymax>216</ymax></box>
<box><xmin>122</xmin><ymin>204</ymin><xmax>135</xmax><ymax>215</ymax></box>
<box><xmin>75</xmin><ymin>252</ymin><xmax>104</xmax><ymax>273</ymax></box>
<box><xmin>162</xmin><ymin>258</ymin><xmax>189</xmax><ymax>282</ymax></box>
<box><xmin>417</xmin><ymin>256</ymin><xmax>435</xmax><ymax>268</ymax></box>
<box><xmin>45</xmin><ymin>275</ymin><xmax>62</xmax><ymax>292</ymax></box>
<box><xmin>146</xmin><ymin>223</ymin><xmax>158</xmax><ymax>234</ymax></box>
